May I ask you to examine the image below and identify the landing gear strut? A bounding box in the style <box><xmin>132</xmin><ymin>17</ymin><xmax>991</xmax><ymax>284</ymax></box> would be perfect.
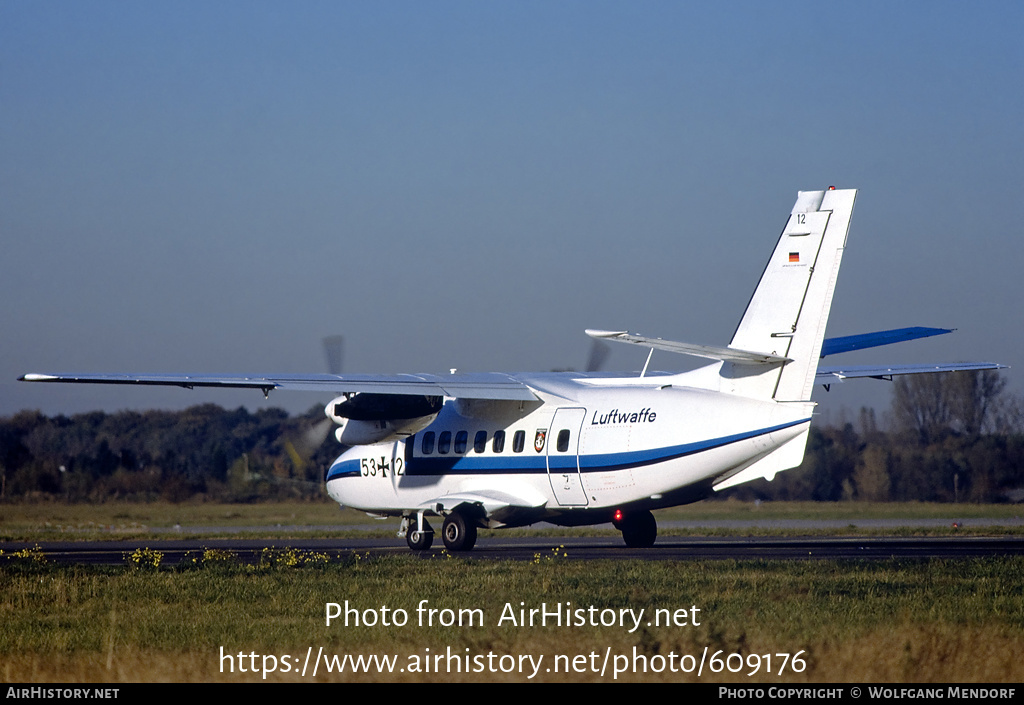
<box><xmin>614</xmin><ymin>509</ymin><xmax>657</xmax><ymax>548</ymax></box>
<box><xmin>402</xmin><ymin>513</ymin><xmax>434</xmax><ymax>551</ymax></box>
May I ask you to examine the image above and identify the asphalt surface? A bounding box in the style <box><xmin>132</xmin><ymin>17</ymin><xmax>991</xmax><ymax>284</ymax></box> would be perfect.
<box><xmin>5</xmin><ymin>534</ymin><xmax>1024</xmax><ymax>564</ymax></box>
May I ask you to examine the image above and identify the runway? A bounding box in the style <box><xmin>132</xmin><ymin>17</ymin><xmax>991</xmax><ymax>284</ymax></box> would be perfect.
<box><xmin>6</xmin><ymin>534</ymin><xmax>1024</xmax><ymax>565</ymax></box>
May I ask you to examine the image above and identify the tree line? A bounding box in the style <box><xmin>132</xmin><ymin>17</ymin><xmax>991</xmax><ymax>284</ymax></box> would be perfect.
<box><xmin>1</xmin><ymin>371</ymin><xmax>1020</xmax><ymax>503</ymax></box>
<box><xmin>0</xmin><ymin>404</ymin><xmax>334</xmax><ymax>502</ymax></box>
<box><xmin>735</xmin><ymin>370</ymin><xmax>1024</xmax><ymax>503</ymax></box>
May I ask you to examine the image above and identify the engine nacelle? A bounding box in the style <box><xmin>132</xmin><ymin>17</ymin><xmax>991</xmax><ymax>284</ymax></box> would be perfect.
<box><xmin>325</xmin><ymin>393</ymin><xmax>442</xmax><ymax>445</ymax></box>
<box><xmin>331</xmin><ymin>417</ymin><xmax>437</xmax><ymax>445</ymax></box>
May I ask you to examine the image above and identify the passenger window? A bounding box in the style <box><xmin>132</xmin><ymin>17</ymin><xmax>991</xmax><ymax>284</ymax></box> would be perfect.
<box><xmin>557</xmin><ymin>429</ymin><xmax>570</xmax><ymax>453</ymax></box>
<box><xmin>421</xmin><ymin>432</ymin><xmax>435</xmax><ymax>455</ymax></box>
<box><xmin>438</xmin><ymin>431</ymin><xmax>451</xmax><ymax>454</ymax></box>
<box><xmin>474</xmin><ymin>431</ymin><xmax>487</xmax><ymax>453</ymax></box>
<box><xmin>513</xmin><ymin>430</ymin><xmax>525</xmax><ymax>453</ymax></box>
<box><xmin>492</xmin><ymin>430</ymin><xmax>505</xmax><ymax>453</ymax></box>
<box><xmin>454</xmin><ymin>431</ymin><xmax>468</xmax><ymax>454</ymax></box>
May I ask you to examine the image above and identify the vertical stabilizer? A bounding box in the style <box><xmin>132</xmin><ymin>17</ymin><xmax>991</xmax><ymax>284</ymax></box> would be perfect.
<box><xmin>723</xmin><ymin>188</ymin><xmax>857</xmax><ymax>401</ymax></box>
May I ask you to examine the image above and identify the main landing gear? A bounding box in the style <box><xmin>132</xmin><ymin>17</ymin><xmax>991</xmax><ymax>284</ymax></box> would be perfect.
<box><xmin>441</xmin><ymin>511</ymin><xmax>478</xmax><ymax>551</ymax></box>
<box><xmin>613</xmin><ymin>509</ymin><xmax>657</xmax><ymax>548</ymax></box>
<box><xmin>401</xmin><ymin>508</ymin><xmax>478</xmax><ymax>551</ymax></box>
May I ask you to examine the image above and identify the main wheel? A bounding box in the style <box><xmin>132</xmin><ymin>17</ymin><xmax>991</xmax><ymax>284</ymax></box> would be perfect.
<box><xmin>441</xmin><ymin>512</ymin><xmax>478</xmax><ymax>551</ymax></box>
<box><xmin>406</xmin><ymin>519</ymin><xmax>433</xmax><ymax>551</ymax></box>
<box><xmin>617</xmin><ymin>509</ymin><xmax>657</xmax><ymax>548</ymax></box>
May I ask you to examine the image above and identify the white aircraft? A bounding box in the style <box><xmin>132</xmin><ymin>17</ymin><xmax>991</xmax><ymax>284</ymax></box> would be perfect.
<box><xmin>21</xmin><ymin>188</ymin><xmax>1005</xmax><ymax>551</ymax></box>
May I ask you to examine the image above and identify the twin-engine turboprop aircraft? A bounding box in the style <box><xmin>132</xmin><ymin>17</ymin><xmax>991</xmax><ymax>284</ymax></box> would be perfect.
<box><xmin>21</xmin><ymin>188</ymin><xmax>1005</xmax><ymax>551</ymax></box>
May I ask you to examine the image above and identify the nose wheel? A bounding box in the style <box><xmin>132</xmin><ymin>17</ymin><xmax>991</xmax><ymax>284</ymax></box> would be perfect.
<box><xmin>406</xmin><ymin>521</ymin><xmax>434</xmax><ymax>550</ymax></box>
<box><xmin>402</xmin><ymin>514</ymin><xmax>434</xmax><ymax>551</ymax></box>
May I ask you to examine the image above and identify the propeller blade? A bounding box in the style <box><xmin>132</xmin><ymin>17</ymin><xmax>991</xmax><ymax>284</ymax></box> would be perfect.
<box><xmin>585</xmin><ymin>339</ymin><xmax>611</xmax><ymax>372</ymax></box>
<box><xmin>284</xmin><ymin>417</ymin><xmax>334</xmax><ymax>472</ymax></box>
<box><xmin>287</xmin><ymin>335</ymin><xmax>346</xmax><ymax>473</ymax></box>
<box><xmin>323</xmin><ymin>335</ymin><xmax>344</xmax><ymax>376</ymax></box>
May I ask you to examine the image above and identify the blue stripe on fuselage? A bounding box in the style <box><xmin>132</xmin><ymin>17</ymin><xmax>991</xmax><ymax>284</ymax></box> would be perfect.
<box><xmin>325</xmin><ymin>418</ymin><xmax>808</xmax><ymax>481</ymax></box>
<box><xmin>326</xmin><ymin>459</ymin><xmax>361</xmax><ymax>481</ymax></box>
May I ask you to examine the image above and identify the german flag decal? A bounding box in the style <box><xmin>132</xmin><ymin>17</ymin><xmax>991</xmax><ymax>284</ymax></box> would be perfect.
<box><xmin>788</xmin><ymin>252</ymin><xmax>800</xmax><ymax>263</ymax></box>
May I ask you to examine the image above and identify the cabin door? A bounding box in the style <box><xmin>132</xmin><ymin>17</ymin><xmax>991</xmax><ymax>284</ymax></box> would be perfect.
<box><xmin>546</xmin><ymin>407</ymin><xmax>588</xmax><ymax>506</ymax></box>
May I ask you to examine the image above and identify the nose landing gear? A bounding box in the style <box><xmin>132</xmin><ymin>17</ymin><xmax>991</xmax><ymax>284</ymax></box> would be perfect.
<box><xmin>401</xmin><ymin>513</ymin><xmax>434</xmax><ymax>551</ymax></box>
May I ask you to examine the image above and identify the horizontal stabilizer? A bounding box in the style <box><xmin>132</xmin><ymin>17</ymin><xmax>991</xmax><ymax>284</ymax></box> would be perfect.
<box><xmin>585</xmin><ymin>329</ymin><xmax>790</xmax><ymax>365</ymax></box>
<box><xmin>820</xmin><ymin>327</ymin><xmax>953</xmax><ymax>358</ymax></box>
<box><xmin>817</xmin><ymin>361</ymin><xmax>1008</xmax><ymax>382</ymax></box>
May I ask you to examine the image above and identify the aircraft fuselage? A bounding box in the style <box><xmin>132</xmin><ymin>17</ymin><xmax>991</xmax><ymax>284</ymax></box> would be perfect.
<box><xmin>325</xmin><ymin>378</ymin><xmax>811</xmax><ymax>528</ymax></box>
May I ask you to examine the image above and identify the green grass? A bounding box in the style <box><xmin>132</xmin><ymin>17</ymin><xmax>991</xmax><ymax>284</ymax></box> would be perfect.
<box><xmin>0</xmin><ymin>499</ymin><xmax>368</xmax><ymax>540</ymax></box>
<box><xmin>654</xmin><ymin>498</ymin><xmax>1024</xmax><ymax>521</ymax></box>
<box><xmin>1</xmin><ymin>550</ymin><xmax>1022</xmax><ymax>682</ymax></box>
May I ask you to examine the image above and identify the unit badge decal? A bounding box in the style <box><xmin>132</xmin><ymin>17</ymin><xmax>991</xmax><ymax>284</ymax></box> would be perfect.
<box><xmin>534</xmin><ymin>429</ymin><xmax>547</xmax><ymax>453</ymax></box>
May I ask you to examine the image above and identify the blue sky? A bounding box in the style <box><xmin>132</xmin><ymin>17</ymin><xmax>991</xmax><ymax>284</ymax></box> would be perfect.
<box><xmin>3</xmin><ymin>1</ymin><xmax>1022</xmax><ymax>422</ymax></box>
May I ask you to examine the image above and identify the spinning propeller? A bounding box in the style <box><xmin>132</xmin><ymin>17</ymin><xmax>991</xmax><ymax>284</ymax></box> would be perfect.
<box><xmin>283</xmin><ymin>335</ymin><xmax>345</xmax><ymax>472</ymax></box>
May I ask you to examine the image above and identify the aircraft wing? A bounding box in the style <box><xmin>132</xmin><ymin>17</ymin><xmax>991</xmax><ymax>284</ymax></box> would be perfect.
<box><xmin>816</xmin><ymin>362</ymin><xmax>1008</xmax><ymax>383</ymax></box>
<box><xmin>18</xmin><ymin>372</ymin><xmax>539</xmax><ymax>402</ymax></box>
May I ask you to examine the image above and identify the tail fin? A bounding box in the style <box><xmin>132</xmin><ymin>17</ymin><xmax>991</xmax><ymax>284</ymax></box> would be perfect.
<box><xmin>723</xmin><ymin>188</ymin><xmax>857</xmax><ymax>402</ymax></box>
